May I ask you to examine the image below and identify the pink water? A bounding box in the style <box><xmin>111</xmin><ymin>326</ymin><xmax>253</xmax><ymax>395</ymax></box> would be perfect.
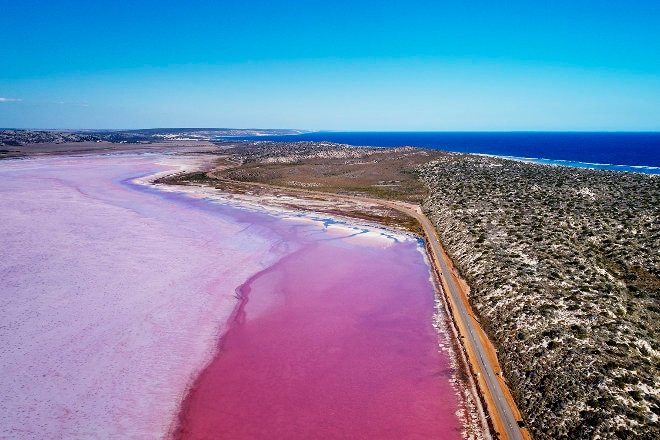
<box><xmin>0</xmin><ymin>154</ymin><xmax>463</xmax><ymax>439</ymax></box>
<box><xmin>175</xmin><ymin>238</ymin><xmax>463</xmax><ymax>439</ymax></box>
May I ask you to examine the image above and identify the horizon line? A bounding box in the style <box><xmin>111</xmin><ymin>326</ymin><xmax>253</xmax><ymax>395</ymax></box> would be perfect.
<box><xmin>3</xmin><ymin>127</ymin><xmax>660</xmax><ymax>133</ymax></box>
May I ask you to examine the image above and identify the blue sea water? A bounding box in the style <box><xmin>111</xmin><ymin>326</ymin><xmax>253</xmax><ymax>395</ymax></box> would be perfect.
<box><xmin>221</xmin><ymin>132</ymin><xmax>660</xmax><ymax>174</ymax></box>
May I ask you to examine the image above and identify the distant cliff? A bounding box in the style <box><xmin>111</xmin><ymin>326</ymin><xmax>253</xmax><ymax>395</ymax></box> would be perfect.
<box><xmin>0</xmin><ymin>129</ymin><xmax>101</xmax><ymax>146</ymax></box>
<box><xmin>0</xmin><ymin>128</ymin><xmax>309</xmax><ymax>147</ymax></box>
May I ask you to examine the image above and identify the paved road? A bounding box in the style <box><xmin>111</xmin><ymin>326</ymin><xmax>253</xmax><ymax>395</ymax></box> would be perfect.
<box><xmin>386</xmin><ymin>201</ymin><xmax>524</xmax><ymax>440</ymax></box>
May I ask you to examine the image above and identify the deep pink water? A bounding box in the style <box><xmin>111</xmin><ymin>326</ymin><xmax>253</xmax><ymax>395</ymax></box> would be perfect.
<box><xmin>176</xmin><ymin>236</ymin><xmax>463</xmax><ymax>439</ymax></box>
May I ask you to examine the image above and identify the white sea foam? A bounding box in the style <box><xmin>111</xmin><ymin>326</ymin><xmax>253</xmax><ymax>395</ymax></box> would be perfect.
<box><xmin>477</xmin><ymin>153</ymin><xmax>660</xmax><ymax>174</ymax></box>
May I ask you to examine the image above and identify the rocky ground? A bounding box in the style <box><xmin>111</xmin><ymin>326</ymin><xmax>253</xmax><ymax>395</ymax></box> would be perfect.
<box><xmin>0</xmin><ymin>129</ymin><xmax>302</xmax><ymax>159</ymax></box>
<box><xmin>0</xmin><ymin>129</ymin><xmax>100</xmax><ymax>146</ymax></box>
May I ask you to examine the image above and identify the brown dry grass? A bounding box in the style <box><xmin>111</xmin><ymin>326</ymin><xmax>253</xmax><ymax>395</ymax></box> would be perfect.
<box><xmin>220</xmin><ymin>147</ymin><xmax>446</xmax><ymax>203</ymax></box>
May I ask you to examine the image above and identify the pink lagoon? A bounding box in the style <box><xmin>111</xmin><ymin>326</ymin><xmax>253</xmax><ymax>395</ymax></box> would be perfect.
<box><xmin>0</xmin><ymin>153</ymin><xmax>465</xmax><ymax>439</ymax></box>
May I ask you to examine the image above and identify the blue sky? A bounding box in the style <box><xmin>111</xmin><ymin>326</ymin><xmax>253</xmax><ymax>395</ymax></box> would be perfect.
<box><xmin>1</xmin><ymin>0</ymin><xmax>659</xmax><ymax>130</ymax></box>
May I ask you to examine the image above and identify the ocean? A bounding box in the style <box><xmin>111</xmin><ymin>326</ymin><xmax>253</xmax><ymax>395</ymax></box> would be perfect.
<box><xmin>222</xmin><ymin>132</ymin><xmax>660</xmax><ymax>174</ymax></box>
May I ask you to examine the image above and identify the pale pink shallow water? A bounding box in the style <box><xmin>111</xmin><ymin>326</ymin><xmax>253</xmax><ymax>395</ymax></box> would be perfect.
<box><xmin>0</xmin><ymin>155</ymin><xmax>282</xmax><ymax>438</ymax></box>
<box><xmin>0</xmin><ymin>154</ymin><xmax>463</xmax><ymax>439</ymax></box>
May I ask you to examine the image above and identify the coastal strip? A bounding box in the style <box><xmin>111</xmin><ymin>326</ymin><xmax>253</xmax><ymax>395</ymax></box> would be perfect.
<box><xmin>165</xmin><ymin>172</ymin><xmax>526</xmax><ymax>440</ymax></box>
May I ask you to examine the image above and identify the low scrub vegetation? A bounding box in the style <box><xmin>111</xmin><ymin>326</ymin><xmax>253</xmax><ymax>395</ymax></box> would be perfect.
<box><xmin>419</xmin><ymin>154</ymin><xmax>659</xmax><ymax>439</ymax></box>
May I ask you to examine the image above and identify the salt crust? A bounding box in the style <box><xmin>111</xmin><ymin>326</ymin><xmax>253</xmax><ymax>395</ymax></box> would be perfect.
<box><xmin>148</xmin><ymin>155</ymin><xmax>416</xmax><ymax>249</ymax></box>
<box><xmin>0</xmin><ymin>155</ymin><xmax>278</xmax><ymax>438</ymax></box>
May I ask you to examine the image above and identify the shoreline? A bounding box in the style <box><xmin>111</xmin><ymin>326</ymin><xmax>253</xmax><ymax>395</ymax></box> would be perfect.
<box><xmin>153</xmin><ymin>157</ymin><xmax>469</xmax><ymax>439</ymax></box>
<box><xmin>472</xmin><ymin>153</ymin><xmax>660</xmax><ymax>175</ymax></box>
<box><xmin>153</xmin><ymin>154</ymin><xmax>510</xmax><ymax>439</ymax></box>
<box><xmin>215</xmin><ymin>132</ymin><xmax>660</xmax><ymax>175</ymax></box>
